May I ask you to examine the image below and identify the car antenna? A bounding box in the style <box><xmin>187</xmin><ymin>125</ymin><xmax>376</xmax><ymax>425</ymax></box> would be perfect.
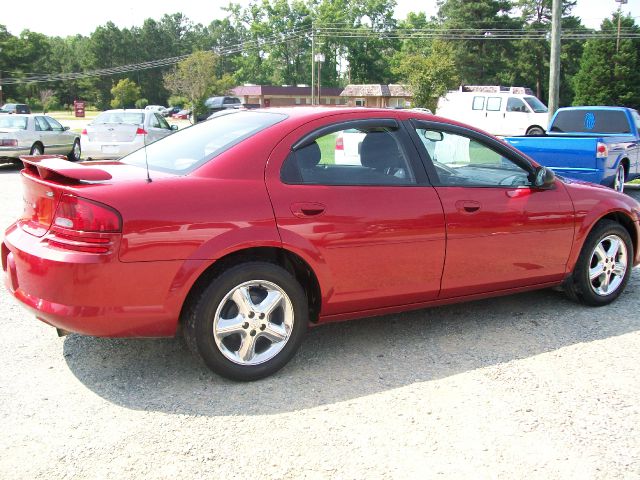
<box><xmin>143</xmin><ymin>130</ymin><xmax>152</xmax><ymax>183</ymax></box>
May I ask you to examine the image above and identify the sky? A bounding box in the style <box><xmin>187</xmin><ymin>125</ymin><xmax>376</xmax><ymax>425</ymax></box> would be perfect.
<box><xmin>3</xmin><ymin>0</ymin><xmax>639</xmax><ymax>37</ymax></box>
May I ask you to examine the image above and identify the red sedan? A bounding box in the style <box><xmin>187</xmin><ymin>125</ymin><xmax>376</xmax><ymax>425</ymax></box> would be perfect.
<box><xmin>3</xmin><ymin>108</ymin><xmax>640</xmax><ymax>380</ymax></box>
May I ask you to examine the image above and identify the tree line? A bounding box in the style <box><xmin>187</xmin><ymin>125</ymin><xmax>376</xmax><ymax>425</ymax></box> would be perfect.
<box><xmin>1</xmin><ymin>0</ymin><xmax>639</xmax><ymax>112</ymax></box>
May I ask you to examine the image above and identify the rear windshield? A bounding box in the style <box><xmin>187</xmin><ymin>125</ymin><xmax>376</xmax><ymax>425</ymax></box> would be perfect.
<box><xmin>550</xmin><ymin>110</ymin><xmax>631</xmax><ymax>134</ymax></box>
<box><xmin>0</xmin><ymin>116</ymin><xmax>27</xmax><ymax>129</ymax></box>
<box><xmin>94</xmin><ymin>112</ymin><xmax>145</xmax><ymax>125</ymax></box>
<box><xmin>121</xmin><ymin>111</ymin><xmax>287</xmax><ymax>173</ymax></box>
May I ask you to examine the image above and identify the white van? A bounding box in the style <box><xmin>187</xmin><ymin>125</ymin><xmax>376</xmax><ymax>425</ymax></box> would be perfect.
<box><xmin>436</xmin><ymin>86</ymin><xmax>549</xmax><ymax>136</ymax></box>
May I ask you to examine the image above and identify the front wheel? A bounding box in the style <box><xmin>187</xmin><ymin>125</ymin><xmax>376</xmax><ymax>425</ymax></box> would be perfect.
<box><xmin>565</xmin><ymin>220</ymin><xmax>633</xmax><ymax>306</ymax></box>
<box><xmin>526</xmin><ymin>126</ymin><xmax>545</xmax><ymax>136</ymax></box>
<box><xmin>184</xmin><ymin>262</ymin><xmax>308</xmax><ymax>381</ymax></box>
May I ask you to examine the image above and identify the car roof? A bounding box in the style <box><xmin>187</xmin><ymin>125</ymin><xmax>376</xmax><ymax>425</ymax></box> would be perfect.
<box><xmin>102</xmin><ymin>109</ymin><xmax>146</xmax><ymax>113</ymax></box>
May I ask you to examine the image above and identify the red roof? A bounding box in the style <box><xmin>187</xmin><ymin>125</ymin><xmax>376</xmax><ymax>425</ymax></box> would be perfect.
<box><xmin>232</xmin><ymin>85</ymin><xmax>344</xmax><ymax>97</ymax></box>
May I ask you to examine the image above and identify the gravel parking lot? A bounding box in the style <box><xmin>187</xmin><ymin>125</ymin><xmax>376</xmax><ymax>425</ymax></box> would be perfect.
<box><xmin>1</xmin><ymin>162</ymin><xmax>639</xmax><ymax>479</ymax></box>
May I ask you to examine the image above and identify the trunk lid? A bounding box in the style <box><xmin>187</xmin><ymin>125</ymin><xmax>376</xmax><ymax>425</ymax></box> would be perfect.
<box><xmin>87</xmin><ymin>123</ymin><xmax>140</xmax><ymax>142</ymax></box>
<box><xmin>17</xmin><ymin>155</ymin><xmax>172</xmax><ymax>237</ymax></box>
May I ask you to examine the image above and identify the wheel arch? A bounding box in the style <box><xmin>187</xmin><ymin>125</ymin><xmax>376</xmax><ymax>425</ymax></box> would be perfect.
<box><xmin>178</xmin><ymin>246</ymin><xmax>323</xmax><ymax>329</ymax></box>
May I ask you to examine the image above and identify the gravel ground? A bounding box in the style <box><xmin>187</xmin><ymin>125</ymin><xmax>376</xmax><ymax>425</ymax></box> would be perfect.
<box><xmin>1</xmin><ymin>162</ymin><xmax>639</xmax><ymax>479</ymax></box>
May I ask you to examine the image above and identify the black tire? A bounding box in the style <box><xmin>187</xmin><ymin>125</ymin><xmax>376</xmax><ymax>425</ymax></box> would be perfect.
<box><xmin>30</xmin><ymin>143</ymin><xmax>43</xmax><ymax>155</ymax></box>
<box><xmin>68</xmin><ymin>139</ymin><xmax>81</xmax><ymax>161</ymax></box>
<box><xmin>565</xmin><ymin>220</ymin><xmax>633</xmax><ymax>306</ymax></box>
<box><xmin>526</xmin><ymin>126</ymin><xmax>545</xmax><ymax>136</ymax></box>
<box><xmin>613</xmin><ymin>165</ymin><xmax>625</xmax><ymax>193</ymax></box>
<box><xmin>184</xmin><ymin>262</ymin><xmax>308</xmax><ymax>381</ymax></box>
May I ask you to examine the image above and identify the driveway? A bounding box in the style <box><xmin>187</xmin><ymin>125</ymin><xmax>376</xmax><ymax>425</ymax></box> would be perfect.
<box><xmin>0</xmin><ymin>163</ymin><xmax>638</xmax><ymax>479</ymax></box>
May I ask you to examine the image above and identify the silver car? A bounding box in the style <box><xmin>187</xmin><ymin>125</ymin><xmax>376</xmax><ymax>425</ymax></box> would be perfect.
<box><xmin>0</xmin><ymin>114</ymin><xmax>80</xmax><ymax>162</ymax></box>
<box><xmin>82</xmin><ymin>109</ymin><xmax>178</xmax><ymax>160</ymax></box>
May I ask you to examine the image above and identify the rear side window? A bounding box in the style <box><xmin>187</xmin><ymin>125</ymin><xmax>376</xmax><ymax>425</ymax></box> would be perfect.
<box><xmin>282</xmin><ymin>126</ymin><xmax>416</xmax><ymax>186</ymax></box>
<box><xmin>472</xmin><ymin>96</ymin><xmax>485</xmax><ymax>110</ymax></box>
<box><xmin>551</xmin><ymin>110</ymin><xmax>631</xmax><ymax>134</ymax></box>
<box><xmin>486</xmin><ymin>97</ymin><xmax>502</xmax><ymax>112</ymax></box>
<box><xmin>122</xmin><ymin>111</ymin><xmax>287</xmax><ymax>173</ymax></box>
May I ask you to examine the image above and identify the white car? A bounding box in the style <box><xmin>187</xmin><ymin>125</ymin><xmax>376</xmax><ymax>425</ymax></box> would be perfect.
<box><xmin>145</xmin><ymin>105</ymin><xmax>166</xmax><ymax>112</ymax></box>
<box><xmin>334</xmin><ymin>128</ymin><xmax>367</xmax><ymax>165</ymax></box>
<box><xmin>0</xmin><ymin>114</ymin><xmax>80</xmax><ymax>162</ymax></box>
<box><xmin>82</xmin><ymin>109</ymin><xmax>177</xmax><ymax>160</ymax></box>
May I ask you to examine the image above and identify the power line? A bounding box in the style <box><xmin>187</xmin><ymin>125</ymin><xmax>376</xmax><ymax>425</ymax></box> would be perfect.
<box><xmin>3</xmin><ymin>25</ymin><xmax>640</xmax><ymax>85</ymax></box>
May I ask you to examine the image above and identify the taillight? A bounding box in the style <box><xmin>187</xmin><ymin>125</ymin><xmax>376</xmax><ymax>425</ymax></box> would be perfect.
<box><xmin>136</xmin><ymin>127</ymin><xmax>147</xmax><ymax>135</ymax></box>
<box><xmin>335</xmin><ymin>136</ymin><xmax>344</xmax><ymax>151</ymax></box>
<box><xmin>53</xmin><ymin>194</ymin><xmax>121</xmax><ymax>233</ymax></box>
<box><xmin>81</xmin><ymin>128</ymin><xmax>87</xmax><ymax>135</ymax></box>
<box><xmin>1</xmin><ymin>139</ymin><xmax>18</xmax><ymax>146</ymax></box>
<box><xmin>596</xmin><ymin>142</ymin><xmax>608</xmax><ymax>158</ymax></box>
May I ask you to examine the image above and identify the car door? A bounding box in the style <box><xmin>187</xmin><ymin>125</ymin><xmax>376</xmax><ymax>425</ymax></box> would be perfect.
<box><xmin>44</xmin><ymin>116</ymin><xmax>73</xmax><ymax>154</ymax></box>
<box><xmin>505</xmin><ymin>97</ymin><xmax>531</xmax><ymax>136</ymax></box>
<box><xmin>150</xmin><ymin>113</ymin><xmax>174</xmax><ymax>142</ymax></box>
<box><xmin>266</xmin><ymin>116</ymin><xmax>446</xmax><ymax>316</ymax></box>
<box><xmin>409</xmin><ymin>120</ymin><xmax>575</xmax><ymax>298</ymax></box>
<box><xmin>33</xmin><ymin>116</ymin><xmax>57</xmax><ymax>152</ymax></box>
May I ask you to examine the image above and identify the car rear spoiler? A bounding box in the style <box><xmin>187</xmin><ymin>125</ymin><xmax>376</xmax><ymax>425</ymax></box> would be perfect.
<box><xmin>19</xmin><ymin>155</ymin><xmax>113</xmax><ymax>182</ymax></box>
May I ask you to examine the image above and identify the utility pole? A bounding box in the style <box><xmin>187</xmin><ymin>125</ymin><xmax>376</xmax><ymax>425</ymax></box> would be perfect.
<box><xmin>548</xmin><ymin>0</ymin><xmax>562</xmax><ymax>123</ymax></box>
<box><xmin>616</xmin><ymin>0</ymin><xmax>628</xmax><ymax>52</ymax></box>
<box><xmin>311</xmin><ymin>22</ymin><xmax>315</xmax><ymax>105</ymax></box>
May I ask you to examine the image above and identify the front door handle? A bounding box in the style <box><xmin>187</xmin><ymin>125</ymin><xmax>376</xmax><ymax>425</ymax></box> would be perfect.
<box><xmin>455</xmin><ymin>200</ymin><xmax>481</xmax><ymax>213</ymax></box>
<box><xmin>290</xmin><ymin>202</ymin><xmax>326</xmax><ymax>218</ymax></box>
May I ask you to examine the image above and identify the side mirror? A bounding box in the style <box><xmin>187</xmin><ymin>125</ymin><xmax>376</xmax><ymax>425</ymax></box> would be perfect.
<box><xmin>422</xmin><ymin>130</ymin><xmax>444</xmax><ymax>142</ymax></box>
<box><xmin>63</xmin><ymin>126</ymin><xmax>70</xmax><ymax>131</ymax></box>
<box><xmin>171</xmin><ymin>124</ymin><xmax>178</xmax><ymax>131</ymax></box>
<box><xmin>533</xmin><ymin>166</ymin><xmax>555</xmax><ymax>189</ymax></box>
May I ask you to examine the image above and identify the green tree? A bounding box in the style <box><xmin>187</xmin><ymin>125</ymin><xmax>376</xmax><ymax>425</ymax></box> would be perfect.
<box><xmin>164</xmin><ymin>51</ymin><xmax>234</xmax><ymax>121</ymax></box>
<box><xmin>393</xmin><ymin>41</ymin><xmax>459</xmax><ymax>110</ymax></box>
<box><xmin>437</xmin><ymin>0</ymin><xmax>521</xmax><ymax>85</ymax></box>
<box><xmin>573</xmin><ymin>13</ymin><xmax>640</xmax><ymax>107</ymax></box>
<box><xmin>110</xmin><ymin>78</ymin><xmax>141</xmax><ymax>108</ymax></box>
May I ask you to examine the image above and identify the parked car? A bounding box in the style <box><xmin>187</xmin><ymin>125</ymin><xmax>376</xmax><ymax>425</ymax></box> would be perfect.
<box><xmin>0</xmin><ymin>114</ymin><xmax>80</xmax><ymax>162</ymax></box>
<box><xmin>161</xmin><ymin>106</ymin><xmax>181</xmax><ymax>117</ymax></box>
<box><xmin>196</xmin><ymin>96</ymin><xmax>242</xmax><ymax>122</ymax></box>
<box><xmin>1</xmin><ymin>103</ymin><xmax>31</xmax><ymax>114</ymax></box>
<box><xmin>437</xmin><ymin>86</ymin><xmax>548</xmax><ymax>136</ymax></box>
<box><xmin>81</xmin><ymin>109</ymin><xmax>178</xmax><ymax>160</ymax></box>
<box><xmin>172</xmin><ymin>109</ymin><xmax>191</xmax><ymax>120</ymax></box>
<box><xmin>3</xmin><ymin>108</ymin><xmax>639</xmax><ymax>381</ymax></box>
<box><xmin>505</xmin><ymin>106</ymin><xmax>640</xmax><ymax>193</ymax></box>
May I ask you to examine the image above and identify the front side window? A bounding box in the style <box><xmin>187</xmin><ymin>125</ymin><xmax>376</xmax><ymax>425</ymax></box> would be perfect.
<box><xmin>486</xmin><ymin>97</ymin><xmax>502</xmax><ymax>112</ymax></box>
<box><xmin>44</xmin><ymin>116</ymin><xmax>64</xmax><ymax>131</ymax></box>
<box><xmin>415</xmin><ymin>128</ymin><xmax>531</xmax><ymax>187</ymax></box>
<box><xmin>282</xmin><ymin>126</ymin><xmax>416</xmax><ymax>186</ymax></box>
<box><xmin>506</xmin><ymin>97</ymin><xmax>528</xmax><ymax>113</ymax></box>
<box><xmin>523</xmin><ymin>96</ymin><xmax>548</xmax><ymax>113</ymax></box>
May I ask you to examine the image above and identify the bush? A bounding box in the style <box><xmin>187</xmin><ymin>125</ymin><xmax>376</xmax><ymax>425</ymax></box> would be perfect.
<box><xmin>167</xmin><ymin>95</ymin><xmax>188</xmax><ymax>108</ymax></box>
<box><xmin>135</xmin><ymin>98</ymin><xmax>149</xmax><ymax>109</ymax></box>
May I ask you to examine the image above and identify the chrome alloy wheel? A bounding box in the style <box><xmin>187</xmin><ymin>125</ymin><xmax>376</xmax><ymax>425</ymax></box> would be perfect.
<box><xmin>613</xmin><ymin>166</ymin><xmax>625</xmax><ymax>193</ymax></box>
<box><xmin>213</xmin><ymin>280</ymin><xmax>294</xmax><ymax>366</ymax></box>
<box><xmin>589</xmin><ymin>234</ymin><xmax>628</xmax><ymax>296</ymax></box>
<box><xmin>72</xmin><ymin>141</ymin><xmax>81</xmax><ymax>159</ymax></box>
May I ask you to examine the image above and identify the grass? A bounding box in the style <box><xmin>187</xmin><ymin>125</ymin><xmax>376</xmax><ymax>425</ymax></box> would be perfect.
<box><xmin>316</xmin><ymin>132</ymin><xmax>338</xmax><ymax>165</ymax></box>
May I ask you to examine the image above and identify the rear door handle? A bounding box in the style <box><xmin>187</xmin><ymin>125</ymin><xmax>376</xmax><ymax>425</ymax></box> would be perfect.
<box><xmin>455</xmin><ymin>200</ymin><xmax>481</xmax><ymax>213</ymax></box>
<box><xmin>290</xmin><ymin>202</ymin><xmax>326</xmax><ymax>218</ymax></box>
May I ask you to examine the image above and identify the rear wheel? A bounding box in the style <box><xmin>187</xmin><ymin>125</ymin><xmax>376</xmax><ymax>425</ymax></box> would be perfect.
<box><xmin>565</xmin><ymin>220</ymin><xmax>633</xmax><ymax>306</ymax></box>
<box><xmin>68</xmin><ymin>140</ymin><xmax>81</xmax><ymax>161</ymax></box>
<box><xmin>613</xmin><ymin>165</ymin><xmax>625</xmax><ymax>193</ymax></box>
<box><xmin>30</xmin><ymin>143</ymin><xmax>43</xmax><ymax>155</ymax></box>
<box><xmin>184</xmin><ymin>262</ymin><xmax>308</xmax><ymax>381</ymax></box>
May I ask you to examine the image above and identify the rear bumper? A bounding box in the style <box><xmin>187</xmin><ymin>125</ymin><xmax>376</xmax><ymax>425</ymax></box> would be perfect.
<box><xmin>2</xmin><ymin>223</ymin><xmax>184</xmax><ymax>337</ymax></box>
<box><xmin>0</xmin><ymin>146</ymin><xmax>30</xmax><ymax>159</ymax></box>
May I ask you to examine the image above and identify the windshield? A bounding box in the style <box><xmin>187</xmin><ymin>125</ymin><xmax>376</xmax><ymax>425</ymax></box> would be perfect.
<box><xmin>121</xmin><ymin>111</ymin><xmax>287</xmax><ymax>173</ymax></box>
<box><xmin>0</xmin><ymin>116</ymin><xmax>27</xmax><ymax>129</ymax></box>
<box><xmin>523</xmin><ymin>96</ymin><xmax>548</xmax><ymax>113</ymax></box>
<box><xmin>94</xmin><ymin>112</ymin><xmax>145</xmax><ymax>125</ymax></box>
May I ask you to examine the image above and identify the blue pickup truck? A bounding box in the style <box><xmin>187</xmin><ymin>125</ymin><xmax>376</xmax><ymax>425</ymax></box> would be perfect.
<box><xmin>505</xmin><ymin>106</ymin><xmax>640</xmax><ymax>192</ymax></box>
